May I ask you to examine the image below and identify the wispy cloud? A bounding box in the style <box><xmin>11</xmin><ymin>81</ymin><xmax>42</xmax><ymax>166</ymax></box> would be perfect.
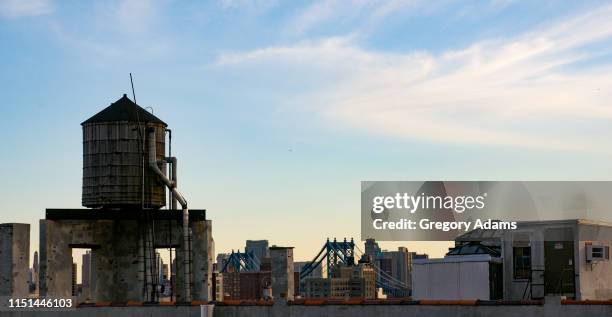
<box><xmin>217</xmin><ymin>4</ymin><xmax>612</xmax><ymax>152</ymax></box>
<box><xmin>289</xmin><ymin>0</ymin><xmax>421</xmax><ymax>35</ymax></box>
<box><xmin>288</xmin><ymin>0</ymin><xmax>516</xmax><ymax>36</ymax></box>
<box><xmin>216</xmin><ymin>36</ymin><xmax>370</xmax><ymax>67</ymax></box>
<box><xmin>0</xmin><ymin>0</ymin><xmax>52</xmax><ymax>18</ymax></box>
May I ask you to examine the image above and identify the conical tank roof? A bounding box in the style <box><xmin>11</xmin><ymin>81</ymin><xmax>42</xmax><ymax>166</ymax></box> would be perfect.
<box><xmin>81</xmin><ymin>94</ymin><xmax>166</xmax><ymax>126</ymax></box>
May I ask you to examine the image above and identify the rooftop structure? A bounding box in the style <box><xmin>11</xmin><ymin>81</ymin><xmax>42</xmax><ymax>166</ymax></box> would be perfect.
<box><xmin>421</xmin><ymin>219</ymin><xmax>612</xmax><ymax>301</ymax></box>
<box><xmin>0</xmin><ymin>223</ymin><xmax>30</xmax><ymax>297</ymax></box>
<box><xmin>38</xmin><ymin>94</ymin><xmax>213</xmax><ymax>303</ymax></box>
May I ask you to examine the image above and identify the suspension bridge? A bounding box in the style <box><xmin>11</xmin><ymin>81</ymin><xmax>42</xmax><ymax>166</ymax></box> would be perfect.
<box><xmin>220</xmin><ymin>249</ymin><xmax>261</xmax><ymax>273</ymax></box>
<box><xmin>221</xmin><ymin>238</ymin><xmax>411</xmax><ymax>297</ymax></box>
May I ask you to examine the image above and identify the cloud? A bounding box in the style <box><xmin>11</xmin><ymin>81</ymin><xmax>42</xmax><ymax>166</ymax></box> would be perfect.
<box><xmin>290</xmin><ymin>0</ymin><xmax>420</xmax><ymax>34</ymax></box>
<box><xmin>217</xmin><ymin>4</ymin><xmax>612</xmax><ymax>152</ymax></box>
<box><xmin>0</xmin><ymin>0</ymin><xmax>52</xmax><ymax>18</ymax></box>
<box><xmin>288</xmin><ymin>0</ymin><xmax>514</xmax><ymax>35</ymax></box>
<box><xmin>216</xmin><ymin>36</ymin><xmax>372</xmax><ymax>68</ymax></box>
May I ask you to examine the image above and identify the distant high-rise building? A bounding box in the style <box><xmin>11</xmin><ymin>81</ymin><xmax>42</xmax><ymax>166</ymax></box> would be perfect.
<box><xmin>156</xmin><ymin>252</ymin><xmax>165</xmax><ymax>284</ymax></box>
<box><xmin>162</xmin><ymin>264</ymin><xmax>169</xmax><ymax>281</ymax></box>
<box><xmin>158</xmin><ymin>262</ymin><xmax>171</xmax><ymax>297</ymax></box>
<box><xmin>260</xmin><ymin>256</ymin><xmax>272</xmax><ymax>271</ymax></box>
<box><xmin>32</xmin><ymin>251</ymin><xmax>39</xmax><ymax>275</ymax></box>
<box><xmin>393</xmin><ymin>247</ymin><xmax>412</xmax><ymax>293</ymax></box>
<box><xmin>305</xmin><ymin>263</ymin><xmax>376</xmax><ymax>299</ymax></box>
<box><xmin>170</xmin><ymin>257</ymin><xmax>177</xmax><ymax>297</ymax></box>
<box><xmin>212</xmin><ymin>272</ymin><xmax>224</xmax><ymax>301</ymax></box>
<box><xmin>304</xmin><ymin>278</ymin><xmax>338</xmax><ymax>298</ymax></box>
<box><xmin>82</xmin><ymin>251</ymin><xmax>91</xmax><ymax>289</ymax></box>
<box><xmin>216</xmin><ymin>253</ymin><xmax>231</xmax><ymax>272</ymax></box>
<box><xmin>364</xmin><ymin>239</ymin><xmax>412</xmax><ymax>297</ymax></box>
<box><xmin>240</xmin><ymin>271</ymin><xmax>271</xmax><ymax>300</ymax></box>
<box><xmin>222</xmin><ymin>271</ymin><xmax>240</xmax><ymax>299</ymax></box>
<box><xmin>376</xmin><ymin>247</ymin><xmax>412</xmax><ymax>297</ymax></box>
<box><xmin>294</xmin><ymin>261</ymin><xmax>323</xmax><ymax>296</ymax></box>
<box><xmin>221</xmin><ymin>270</ymin><xmax>272</xmax><ymax>300</ymax></box>
<box><xmin>294</xmin><ymin>262</ymin><xmax>323</xmax><ymax>279</ymax></box>
<box><xmin>364</xmin><ymin>238</ymin><xmax>381</xmax><ymax>258</ymax></box>
<box><xmin>245</xmin><ymin>240</ymin><xmax>269</xmax><ymax>267</ymax></box>
<box><xmin>71</xmin><ymin>261</ymin><xmax>77</xmax><ymax>296</ymax></box>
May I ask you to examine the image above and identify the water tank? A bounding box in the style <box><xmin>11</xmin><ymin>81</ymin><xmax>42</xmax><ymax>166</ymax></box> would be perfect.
<box><xmin>82</xmin><ymin>94</ymin><xmax>167</xmax><ymax>209</ymax></box>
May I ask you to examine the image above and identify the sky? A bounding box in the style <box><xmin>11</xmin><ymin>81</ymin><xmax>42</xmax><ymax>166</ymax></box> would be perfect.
<box><xmin>2</xmin><ymin>0</ymin><xmax>612</xmax><ymax>268</ymax></box>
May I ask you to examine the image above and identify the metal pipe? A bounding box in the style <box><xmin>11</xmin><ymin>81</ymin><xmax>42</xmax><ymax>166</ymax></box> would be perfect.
<box><xmin>171</xmin><ymin>157</ymin><xmax>177</xmax><ymax>210</ymax></box>
<box><xmin>165</xmin><ymin>129</ymin><xmax>173</xmax><ymax>209</ymax></box>
<box><xmin>164</xmin><ymin>156</ymin><xmax>178</xmax><ymax>210</ymax></box>
<box><xmin>147</xmin><ymin>127</ymin><xmax>191</xmax><ymax>302</ymax></box>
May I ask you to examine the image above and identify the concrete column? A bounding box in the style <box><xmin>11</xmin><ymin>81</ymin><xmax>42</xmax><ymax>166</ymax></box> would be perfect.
<box><xmin>89</xmin><ymin>220</ymin><xmax>114</xmax><ymax>301</ymax></box>
<box><xmin>270</xmin><ymin>246</ymin><xmax>294</xmax><ymax>300</ymax></box>
<box><xmin>0</xmin><ymin>223</ymin><xmax>30</xmax><ymax>297</ymax></box>
<box><xmin>191</xmin><ymin>220</ymin><xmax>213</xmax><ymax>301</ymax></box>
<box><xmin>174</xmin><ymin>225</ymin><xmax>187</xmax><ymax>303</ymax></box>
<box><xmin>112</xmin><ymin>220</ymin><xmax>141</xmax><ymax>301</ymax></box>
<box><xmin>89</xmin><ymin>220</ymin><xmax>143</xmax><ymax>302</ymax></box>
<box><xmin>39</xmin><ymin>220</ymin><xmax>72</xmax><ymax>298</ymax></box>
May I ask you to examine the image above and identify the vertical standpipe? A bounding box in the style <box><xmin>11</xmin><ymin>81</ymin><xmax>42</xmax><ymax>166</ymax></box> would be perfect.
<box><xmin>147</xmin><ymin>127</ymin><xmax>191</xmax><ymax>302</ymax></box>
<box><xmin>165</xmin><ymin>156</ymin><xmax>178</xmax><ymax>210</ymax></box>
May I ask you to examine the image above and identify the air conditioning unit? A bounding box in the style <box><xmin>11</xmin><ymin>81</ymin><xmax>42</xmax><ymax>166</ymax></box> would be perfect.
<box><xmin>586</xmin><ymin>244</ymin><xmax>610</xmax><ymax>262</ymax></box>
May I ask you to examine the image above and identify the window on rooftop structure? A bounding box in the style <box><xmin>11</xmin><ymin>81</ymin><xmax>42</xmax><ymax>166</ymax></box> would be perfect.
<box><xmin>513</xmin><ymin>247</ymin><xmax>531</xmax><ymax>279</ymax></box>
<box><xmin>70</xmin><ymin>248</ymin><xmax>93</xmax><ymax>302</ymax></box>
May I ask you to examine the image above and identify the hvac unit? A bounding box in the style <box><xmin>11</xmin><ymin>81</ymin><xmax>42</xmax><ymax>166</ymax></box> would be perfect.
<box><xmin>586</xmin><ymin>244</ymin><xmax>610</xmax><ymax>262</ymax></box>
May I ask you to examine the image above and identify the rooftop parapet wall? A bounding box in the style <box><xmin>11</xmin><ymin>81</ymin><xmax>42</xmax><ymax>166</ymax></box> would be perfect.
<box><xmin>2</xmin><ymin>298</ymin><xmax>612</xmax><ymax>317</ymax></box>
<box><xmin>39</xmin><ymin>209</ymin><xmax>210</xmax><ymax>302</ymax></box>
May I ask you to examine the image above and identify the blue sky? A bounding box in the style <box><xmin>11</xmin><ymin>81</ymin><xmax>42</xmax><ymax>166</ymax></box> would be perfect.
<box><xmin>1</xmin><ymin>0</ymin><xmax>612</xmax><ymax>262</ymax></box>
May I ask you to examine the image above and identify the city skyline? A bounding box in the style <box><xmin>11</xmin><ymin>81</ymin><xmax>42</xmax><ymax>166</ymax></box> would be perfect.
<box><xmin>3</xmin><ymin>0</ymin><xmax>612</xmax><ymax>265</ymax></box>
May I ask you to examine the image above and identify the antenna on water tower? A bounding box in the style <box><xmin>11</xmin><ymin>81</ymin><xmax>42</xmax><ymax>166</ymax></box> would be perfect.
<box><xmin>130</xmin><ymin>73</ymin><xmax>137</xmax><ymax>104</ymax></box>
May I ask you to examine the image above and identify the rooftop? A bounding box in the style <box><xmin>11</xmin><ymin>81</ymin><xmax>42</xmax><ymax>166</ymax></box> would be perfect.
<box><xmin>82</xmin><ymin>94</ymin><xmax>166</xmax><ymax>126</ymax></box>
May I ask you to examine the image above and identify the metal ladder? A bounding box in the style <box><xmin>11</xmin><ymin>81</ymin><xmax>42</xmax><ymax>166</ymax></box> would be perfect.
<box><xmin>141</xmin><ymin>211</ymin><xmax>159</xmax><ymax>302</ymax></box>
<box><xmin>522</xmin><ymin>267</ymin><xmax>545</xmax><ymax>300</ymax></box>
